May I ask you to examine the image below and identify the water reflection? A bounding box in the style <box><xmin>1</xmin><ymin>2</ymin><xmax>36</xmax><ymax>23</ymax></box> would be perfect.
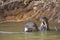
<box><xmin>40</xmin><ymin>31</ymin><xmax>47</xmax><ymax>40</ymax></box>
<box><xmin>24</xmin><ymin>31</ymin><xmax>48</xmax><ymax>40</ymax></box>
<box><xmin>24</xmin><ymin>31</ymin><xmax>60</xmax><ymax>40</ymax></box>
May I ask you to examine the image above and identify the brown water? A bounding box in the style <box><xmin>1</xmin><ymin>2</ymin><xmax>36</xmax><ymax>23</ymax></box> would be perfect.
<box><xmin>0</xmin><ymin>31</ymin><xmax>60</xmax><ymax>40</ymax></box>
<box><xmin>0</xmin><ymin>22</ymin><xmax>60</xmax><ymax>40</ymax></box>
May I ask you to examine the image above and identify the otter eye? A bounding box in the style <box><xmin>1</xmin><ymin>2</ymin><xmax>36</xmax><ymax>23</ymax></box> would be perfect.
<box><xmin>43</xmin><ymin>22</ymin><xmax>45</xmax><ymax>25</ymax></box>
